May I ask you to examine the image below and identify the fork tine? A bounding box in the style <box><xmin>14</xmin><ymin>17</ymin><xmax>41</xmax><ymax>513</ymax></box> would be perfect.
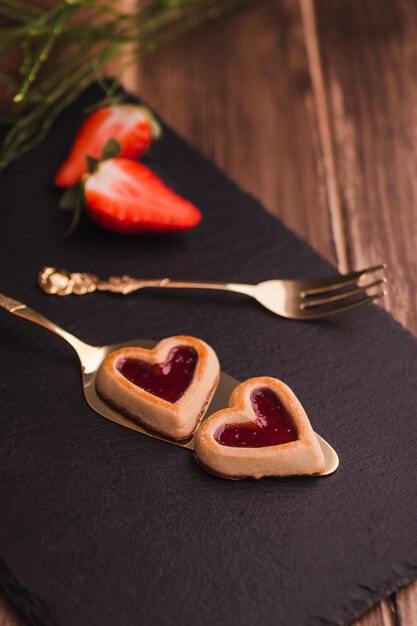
<box><xmin>298</xmin><ymin>291</ymin><xmax>386</xmax><ymax>319</ymax></box>
<box><xmin>300</xmin><ymin>264</ymin><xmax>387</xmax><ymax>297</ymax></box>
<box><xmin>300</xmin><ymin>278</ymin><xmax>387</xmax><ymax>309</ymax></box>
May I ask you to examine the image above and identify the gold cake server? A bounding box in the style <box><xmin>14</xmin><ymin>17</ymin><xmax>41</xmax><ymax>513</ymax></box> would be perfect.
<box><xmin>0</xmin><ymin>292</ymin><xmax>339</xmax><ymax>476</ymax></box>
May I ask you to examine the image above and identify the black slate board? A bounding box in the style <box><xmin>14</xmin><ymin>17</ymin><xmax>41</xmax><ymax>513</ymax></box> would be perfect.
<box><xmin>1</xmin><ymin>85</ymin><xmax>417</xmax><ymax>626</ymax></box>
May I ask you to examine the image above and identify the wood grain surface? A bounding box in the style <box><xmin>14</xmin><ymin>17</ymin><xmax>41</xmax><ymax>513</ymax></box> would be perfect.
<box><xmin>1</xmin><ymin>0</ymin><xmax>416</xmax><ymax>624</ymax></box>
<box><xmin>314</xmin><ymin>0</ymin><xmax>417</xmax><ymax>335</ymax></box>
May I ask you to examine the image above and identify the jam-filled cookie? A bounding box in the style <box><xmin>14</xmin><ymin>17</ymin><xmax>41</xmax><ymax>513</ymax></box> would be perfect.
<box><xmin>194</xmin><ymin>377</ymin><xmax>325</xmax><ymax>479</ymax></box>
<box><xmin>96</xmin><ymin>336</ymin><xmax>220</xmax><ymax>440</ymax></box>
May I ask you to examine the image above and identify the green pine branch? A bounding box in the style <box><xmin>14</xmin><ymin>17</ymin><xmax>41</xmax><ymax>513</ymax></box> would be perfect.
<box><xmin>0</xmin><ymin>0</ymin><xmax>244</xmax><ymax>171</ymax></box>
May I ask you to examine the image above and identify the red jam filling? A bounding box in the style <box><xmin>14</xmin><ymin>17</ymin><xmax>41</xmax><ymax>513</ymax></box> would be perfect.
<box><xmin>116</xmin><ymin>346</ymin><xmax>198</xmax><ymax>403</ymax></box>
<box><xmin>214</xmin><ymin>386</ymin><xmax>298</xmax><ymax>448</ymax></box>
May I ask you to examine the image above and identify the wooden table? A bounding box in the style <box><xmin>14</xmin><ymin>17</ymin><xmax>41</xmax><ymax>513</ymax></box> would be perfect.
<box><xmin>1</xmin><ymin>0</ymin><xmax>417</xmax><ymax>624</ymax></box>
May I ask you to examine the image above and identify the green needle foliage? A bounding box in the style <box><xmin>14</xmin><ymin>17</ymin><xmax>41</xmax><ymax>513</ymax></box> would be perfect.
<box><xmin>0</xmin><ymin>0</ymin><xmax>243</xmax><ymax>171</ymax></box>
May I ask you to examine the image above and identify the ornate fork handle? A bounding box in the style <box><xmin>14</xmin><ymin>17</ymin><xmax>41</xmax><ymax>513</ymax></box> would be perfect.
<box><xmin>38</xmin><ymin>267</ymin><xmax>255</xmax><ymax>297</ymax></box>
<box><xmin>39</xmin><ymin>266</ymin><xmax>146</xmax><ymax>296</ymax></box>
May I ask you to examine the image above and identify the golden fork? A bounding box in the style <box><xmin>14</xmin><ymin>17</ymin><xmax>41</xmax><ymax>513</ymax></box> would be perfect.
<box><xmin>38</xmin><ymin>264</ymin><xmax>387</xmax><ymax>320</ymax></box>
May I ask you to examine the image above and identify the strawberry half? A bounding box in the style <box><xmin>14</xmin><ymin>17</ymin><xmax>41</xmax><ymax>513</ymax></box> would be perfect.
<box><xmin>83</xmin><ymin>158</ymin><xmax>202</xmax><ymax>233</ymax></box>
<box><xmin>55</xmin><ymin>104</ymin><xmax>161</xmax><ymax>188</ymax></box>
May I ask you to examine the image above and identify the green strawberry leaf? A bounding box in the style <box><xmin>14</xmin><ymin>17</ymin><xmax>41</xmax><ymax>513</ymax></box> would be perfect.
<box><xmin>59</xmin><ymin>184</ymin><xmax>84</xmax><ymax>237</ymax></box>
<box><xmin>102</xmin><ymin>138</ymin><xmax>121</xmax><ymax>160</ymax></box>
<box><xmin>59</xmin><ymin>184</ymin><xmax>83</xmax><ymax>211</ymax></box>
<box><xmin>86</xmin><ymin>155</ymin><xmax>99</xmax><ymax>173</ymax></box>
<box><xmin>62</xmin><ymin>194</ymin><xmax>83</xmax><ymax>238</ymax></box>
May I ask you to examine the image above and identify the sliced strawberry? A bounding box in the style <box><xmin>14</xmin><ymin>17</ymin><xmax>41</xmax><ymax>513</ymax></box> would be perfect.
<box><xmin>55</xmin><ymin>104</ymin><xmax>161</xmax><ymax>188</ymax></box>
<box><xmin>83</xmin><ymin>158</ymin><xmax>202</xmax><ymax>233</ymax></box>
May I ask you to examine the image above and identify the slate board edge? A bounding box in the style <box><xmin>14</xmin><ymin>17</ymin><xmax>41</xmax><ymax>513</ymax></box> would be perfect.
<box><xmin>0</xmin><ymin>559</ymin><xmax>56</xmax><ymax>626</ymax></box>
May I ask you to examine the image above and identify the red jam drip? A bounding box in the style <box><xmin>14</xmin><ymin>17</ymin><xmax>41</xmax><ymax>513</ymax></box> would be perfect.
<box><xmin>116</xmin><ymin>346</ymin><xmax>198</xmax><ymax>403</ymax></box>
<box><xmin>215</xmin><ymin>387</ymin><xmax>298</xmax><ymax>448</ymax></box>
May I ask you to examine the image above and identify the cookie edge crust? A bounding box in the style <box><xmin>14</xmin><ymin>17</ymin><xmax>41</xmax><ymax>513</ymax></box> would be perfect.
<box><xmin>194</xmin><ymin>377</ymin><xmax>325</xmax><ymax>479</ymax></box>
<box><xmin>96</xmin><ymin>335</ymin><xmax>220</xmax><ymax>440</ymax></box>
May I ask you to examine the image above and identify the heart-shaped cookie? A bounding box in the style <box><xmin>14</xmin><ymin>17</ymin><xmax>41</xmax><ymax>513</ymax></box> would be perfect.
<box><xmin>96</xmin><ymin>336</ymin><xmax>220</xmax><ymax>440</ymax></box>
<box><xmin>194</xmin><ymin>377</ymin><xmax>325</xmax><ymax>479</ymax></box>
